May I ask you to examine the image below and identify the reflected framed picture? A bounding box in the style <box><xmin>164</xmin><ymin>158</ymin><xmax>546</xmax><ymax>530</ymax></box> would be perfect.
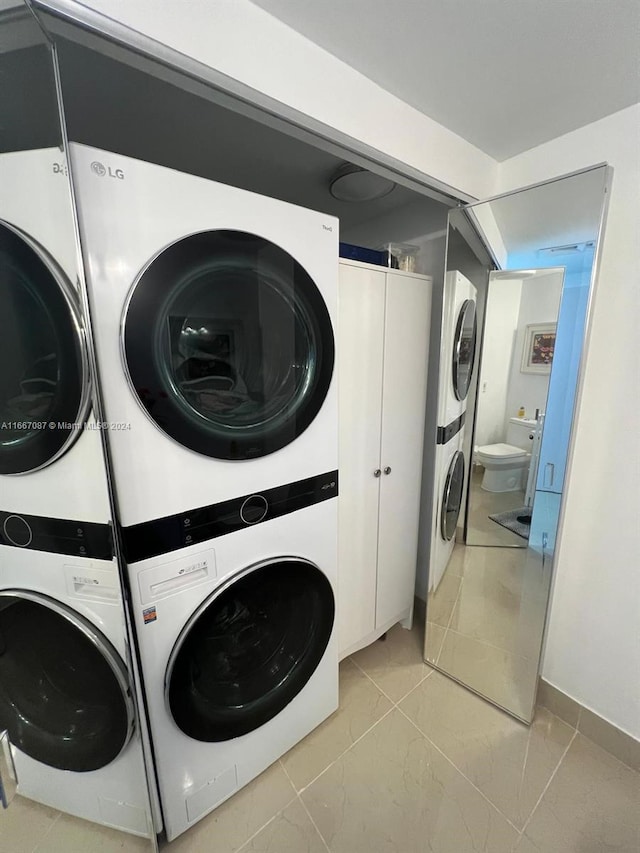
<box><xmin>521</xmin><ymin>323</ymin><xmax>556</xmax><ymax>374</ymax></box>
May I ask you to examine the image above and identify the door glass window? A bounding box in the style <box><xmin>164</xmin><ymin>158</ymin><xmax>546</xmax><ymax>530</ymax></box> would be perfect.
<box><xmin>123</xmin><ymin>231</ymin><xmax>334</xmax><ymax>460</ymax></box>
<box><xmin>452</xmin><ymin>299</ymin><xmax>477</xmax><ymax>401</ymax></box>
<box><xmin>441</xmin><ymin>450</ymin><xmax>465</xmax><ymax>540</ymax></box>
<box><xmin>0</xmin><ymin>222</ymin><xmax>86</xmax><ymax>474</ymax></box>
<box><xmin>168</xmin><ymin>559</ymin><xmax>334</xmax><ymax>741</ymax></box>
<box><xmin>0</xmin><ymin>595</ymin><xmax>131</xmax><ymax>772</ymax></box>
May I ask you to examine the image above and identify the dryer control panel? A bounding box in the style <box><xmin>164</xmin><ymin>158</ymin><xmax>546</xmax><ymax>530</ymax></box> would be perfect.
<box><xmin>123</xmin><ymin>470</ymin><xmax>339</xmax><ymax>563</ymax></box>
<box><xmin>0</xmin><ymin>511</ymin><xmax>112</xmax><ymax>558</ymax></box>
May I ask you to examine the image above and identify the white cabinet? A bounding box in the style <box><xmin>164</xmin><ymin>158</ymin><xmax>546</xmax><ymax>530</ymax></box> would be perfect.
<box><xmin>338</xmin><ymin>259</ymin><xmax>431</xmax><ymax>659</ymax></box>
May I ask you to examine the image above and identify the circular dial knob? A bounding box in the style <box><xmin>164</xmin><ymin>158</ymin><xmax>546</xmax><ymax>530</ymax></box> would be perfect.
<box><xmin>3</xmin><ymin>515</ymin><xmax>33</xmax><ymax>547</ymax></box>
<box><xmin>240</xmin><ymin>495</ymin><xmax>269</xmax><ymax>525</ymax></box>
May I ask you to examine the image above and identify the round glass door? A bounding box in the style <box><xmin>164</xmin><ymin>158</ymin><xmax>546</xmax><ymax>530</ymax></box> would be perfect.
<box><xmin>0</xmin><ymin>221</ymin><xmax>89</xmax><ymax>474</ymax></box>
<box><xmin>452</xmin><ymin>298</ymin><xmax>477</xmax><ymax>402</ymax></box>
<box><xmin>167</xmin><ymin>559</ymin><xmax>335</xmax><ymax>742</ymax></box>
<box><xmin>123</xmin><ymin>231</ymin><xmax>335</xmax><ymax>460</ymax></box>
<box><xmin>441</xmin><ymin>450</ymin><xmax>465</xmax><ymax>541</ymax></box>
<box><xmin>0</xmin><ymin>591</ymin><xmax>133</xmax><ymax>771</ymax></box>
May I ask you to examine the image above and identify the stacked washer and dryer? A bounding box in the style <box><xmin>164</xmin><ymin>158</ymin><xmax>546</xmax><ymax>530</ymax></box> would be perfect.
<box><xmin>71</xmin><ymin>145</ymin><xmax>340</xmax><ymax>841</ymax></box>
<box><xmin>0</xmin><ymin>149</ymin><xmax>152</xmax><ymax>836</ymax></box>
<box><xmin>429</xmin><ymin>270</ymin><xmax>478</xmax><ymax>594</ymax></box>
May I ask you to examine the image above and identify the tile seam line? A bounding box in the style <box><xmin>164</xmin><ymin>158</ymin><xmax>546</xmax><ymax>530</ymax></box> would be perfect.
<box><xmin>234</xmin><ymin>786</ymin><xmax>299</xmax><ymax>853</ymax></box>
<box><xmin>349</xmin><ymin>649</ymin><xmax>435</xmax><ymax>706</ymax></box>
<box><xmin>31</xmin><ymin>806</ymin><xmax>64</xmax><ymax>853</ymax></box>
<box><xmin>297</xmin><ymin>794</ymin><xmax>332</xmax><ymax>853</ymax></box>
<box><xmin>435</xmin><ymin>622</ymin><xmax>538</xmax><ymax>661</ymax></box>
<box><xmin>273</xmin><ymin>759</ymin><xmax>331</xmax><ymax>852</ymax></box>
<box><xmin>436</xmin><ymin>569</ymin><xmax>465</xmax><ymax>667</ymax></box>
<box><xmin>295</xmin><ymin>703</ymin><xmax>396</xmax><ymax>795</ymax></box>
<box><xmin>518</xmin><ymin>727</ymin><xmax>579</xmax><ymax>839</ymax></box>
<box><xmin>395</xmin><ymin>703</ymin><xmax>522</xmax><ymax>835</ymax></box>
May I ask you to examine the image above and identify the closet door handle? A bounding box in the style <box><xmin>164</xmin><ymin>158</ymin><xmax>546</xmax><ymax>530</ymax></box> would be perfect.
<box><xmin>383</xmin><ymin>466</ymin><xmax>392</xmax><ymax>475</ymax></box>
<box><xmin>373</xmin><ymin>469</ymin><xmax>382</xmax><ymax>478</ymax></box>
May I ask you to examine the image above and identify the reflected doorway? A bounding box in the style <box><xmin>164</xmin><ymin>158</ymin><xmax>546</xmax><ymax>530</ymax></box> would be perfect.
<box><xmin>467</xmin><ymin>268</ymin><xmax>564</xmax><ymax>549</ymax></box>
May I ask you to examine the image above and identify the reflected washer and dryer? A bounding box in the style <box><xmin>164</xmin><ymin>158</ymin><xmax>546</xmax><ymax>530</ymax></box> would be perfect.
<box><xmin>0</xmin><ymin>148</ymin><xmax>113</xmax><ymax>523</ymax></box>
<box><xmin>121</xmin><ymin>473</ymin><xmax>338</xmax><ymax>841</ymax></box>
<box><xmin>429</xmin><ymin>427</ymin><xmax>466</xmax><ymax>594</ymax></box>
<box><xmin>70</xmin><ymin>144</ymin><xmax>338</xmax><ymax>527</ymax></box>
<box><xmin>429</xmin><ymin>269</ymin><xmax>477</xmax><ymax>591</ymax></box>
<box><xmin>0</xmin><ymin>528</ymin><xmax>152</xmax><ymax>836</ymax></box>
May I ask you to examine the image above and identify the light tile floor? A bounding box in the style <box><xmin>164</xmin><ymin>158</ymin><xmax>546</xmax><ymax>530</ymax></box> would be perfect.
<box><xmin>426</xmin><ymin>542</ymin><xmax>548</xmax><ymax>718</ymax></box>
<box><xmin>0</xmin><ymin>795</ymin><xmax>152</xmax><ymax>853</ymax></box>
<box><xmin>4</xmin><ymin>623</ymin><xmax>639</xmax><ymax>852</ymax></box>
<box><xmin>169</xmin><ymin>622</ymin><xmax>640</xmax><ymax>852</ymax></box>
<box><xmin>467</xmin><ymin>466</ymin><xmax>528</xmax><ymax>548</ymax></box>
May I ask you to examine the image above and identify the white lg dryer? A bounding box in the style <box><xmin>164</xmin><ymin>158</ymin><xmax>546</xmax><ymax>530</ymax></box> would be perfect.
<box><xmin>437</xmin><ymin>269</ymin><xmax>478</xmax><ymax>430</ymax></box>
<box><xmin>123</xmin><ymin>476</ymin><xmax>338</xmax><ymax>841</ymax></box>
<box><xmin>69</xmin><ymin>144</ymin><xmax>338</xmax><ymax>529</ymax></box>
<box><xmin>0</xmin><ymin>148</ymin><xmax>112</xmax><ymax>524</ymax></box>
<box><xmin>0</xmin><ymin>540</ymin><xmax>152</xmax><ymax>836</ymax></box>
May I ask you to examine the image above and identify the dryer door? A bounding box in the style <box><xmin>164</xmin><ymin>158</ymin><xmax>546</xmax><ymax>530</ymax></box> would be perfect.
<box><xmin>0</xmin><ymin>591</ymin><xmax>134</xmax><ymax>771</ymax></box>
<box><xmin>0</xmin><ymin>222</ymin><xmax>90</xmax><ymax>474</ymax></box>
<box><xmin>166</xmin><ymin>558</ymin><xmax>335</xmax><ymax>741</ymax></box>
<box><xmin>123</xmin><ymin>230</ymin><xmax>335</xmax><ymax>460</ymax></box>
<box><xmin>441</xmin><ymin>449</ymin><xmax>465</xmax><ymax>541</ymax></box>
<box><xmin>452</xmin><ymin>298</ymin><xmax>477</xmax><ymax>402</ymax></box>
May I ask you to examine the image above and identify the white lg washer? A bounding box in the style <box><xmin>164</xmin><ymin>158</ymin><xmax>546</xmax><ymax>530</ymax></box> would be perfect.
<box><xmin>437</xmin><ymin>269</ymin><xmax>478</xmax><ymax>429</ymax></box>
<box><xmin>0</xmin><ymin>148</ymin><xmax>158</xmax><ymax>837</ymax></box>
<box><xmin>0</xmin><ymin>148</ymin><xmax>113</xmax><ymax>523</ymax></box>
<box><xmin>0</xmin><ymin>539</ymin><xmax>152</xmax><ymax>836</ymax></box>
<box><xmin>429</xmin><ymin>427</ymin><xmax>466</xmax><ymax>595</ymax></box>
<box><xmin>124</xmin><ymin>474</ymin><xmax>338</xmax><ymax>841</ymax></box>
<box><xmin>69</xmin><ymin>144</ymin><xmax>338</xmax><ymax>529</ymax></box>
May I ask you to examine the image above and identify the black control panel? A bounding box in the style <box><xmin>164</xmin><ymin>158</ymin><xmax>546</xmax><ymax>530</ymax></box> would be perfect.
<box><xmin>437</xmin><ymin>412</ymin><xmax>466</xmax><ymax>445</ymax></box>
<box><xmin>0</xmin><ymin>511</ymin><xmax>113</xmax><ymax>559</ymax></box>
<box><xmin>122</xmin><ymin>470</ymin><xmax>339</xmax><ymax>563</ymax></box>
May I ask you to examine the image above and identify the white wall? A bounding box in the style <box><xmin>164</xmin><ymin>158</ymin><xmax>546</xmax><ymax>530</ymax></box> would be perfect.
<box><xmin>56</xmin><ymin>0</ymin><xmax>497</xmax><ymax>200</ymax></box>
<box><xmin>475</xmin><ymin>278</ymin><xmax>522</xmax><ymax>446</ymax></box>
<box><xmin>505</xmin><ymin>272</ymin><xmax>563</xmax><ymax>423</ymax></box>
<box><xmin>498</xmin><ymin>104</ymin><xmax>640</xmax><ymax>739</ymax></box>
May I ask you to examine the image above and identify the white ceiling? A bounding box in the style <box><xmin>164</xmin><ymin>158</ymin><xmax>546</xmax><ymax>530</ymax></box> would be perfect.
<box><xmin>250</xmin><ymin>0</ymin><xmax>640</xmax><ymax>161</ymax></box>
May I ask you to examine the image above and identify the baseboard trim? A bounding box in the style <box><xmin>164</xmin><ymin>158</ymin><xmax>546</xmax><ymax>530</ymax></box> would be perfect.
<box><xmin>537</xmin><ymin>679</ymin><xmax>640</xmax><ymax>772</ymax></box>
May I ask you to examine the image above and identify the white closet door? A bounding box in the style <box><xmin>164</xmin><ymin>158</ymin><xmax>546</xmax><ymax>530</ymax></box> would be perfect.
<box><xmin>337</xmin><ymin>262</ymin><xmax>385</xmax><ymax>657</ymax></box>
<box><xmin>376</xmin><ymin>272</ymin><xmax>431</xmax><ymax>628</ymax></box>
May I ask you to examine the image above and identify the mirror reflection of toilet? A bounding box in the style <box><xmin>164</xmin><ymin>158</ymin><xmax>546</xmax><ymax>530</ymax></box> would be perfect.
<box><xmin>475</xmin><ymin>417</ymin><xmax>537</xmax><ymax>492</ymax></box>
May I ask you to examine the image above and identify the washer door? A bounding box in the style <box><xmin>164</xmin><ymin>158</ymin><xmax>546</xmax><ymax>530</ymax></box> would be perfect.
<box><xmin>0</xmin><ymin>591</ymin><xmax>134</xmax><ymax>772</ymax></box>
<box><xmin>441</xmin><ymin>450</ymin><xmax>465</xmax><ymax>541</ymax></box>
<box><xmin>0</xmin><ymin>222</ymin><xmax>89</xmax><ymax>474</ymax></box>
<box><xmin>123</xmin><ymin>231</ymin><xmax>335</xmax><ymax>460</ymax></box>
<box><xmin>452</xmin><ymin>298</ymin><xmax>477</xmax><ymax>402</ymax></box>
<box><xmin>167</xmin><ymin>558</ymin><xmax>335</xmax><ymax>742</ymax></box>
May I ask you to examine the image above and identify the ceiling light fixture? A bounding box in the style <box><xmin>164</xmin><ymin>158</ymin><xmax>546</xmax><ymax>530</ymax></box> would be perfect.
<box><xmin>329</xmin><ymin>164</ymin><xmax>396</xmax><ymax>202</ymax></box>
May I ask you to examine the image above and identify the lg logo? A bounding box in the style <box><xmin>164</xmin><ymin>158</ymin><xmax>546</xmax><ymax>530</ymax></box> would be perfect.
<box><xmin>91</xmin><ymin>161</ymin><xmax>124</xmax><ymax>180</ymax></box>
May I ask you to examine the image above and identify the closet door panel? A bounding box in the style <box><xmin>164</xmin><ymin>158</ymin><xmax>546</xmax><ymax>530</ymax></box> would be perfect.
<box><xmin>376</xmin><ymin>272</ymin><xmax>431</xmax><ymax>628</ymax></box>
<box><xmin>338</xmin><ymin>262</ymin><xmax>385</xmax><ymax>656</ymax></box>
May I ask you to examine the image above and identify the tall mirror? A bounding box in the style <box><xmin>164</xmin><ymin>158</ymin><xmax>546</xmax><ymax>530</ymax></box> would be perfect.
<box><xmin>0</xmin><ymin>3</ymin><xmax>158</xmax><ymax>849</ymax></box>
<box><xmin>424</xmin><ymin>165</ymin><xmax>610</xmax><ymax>722</ymax></box>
